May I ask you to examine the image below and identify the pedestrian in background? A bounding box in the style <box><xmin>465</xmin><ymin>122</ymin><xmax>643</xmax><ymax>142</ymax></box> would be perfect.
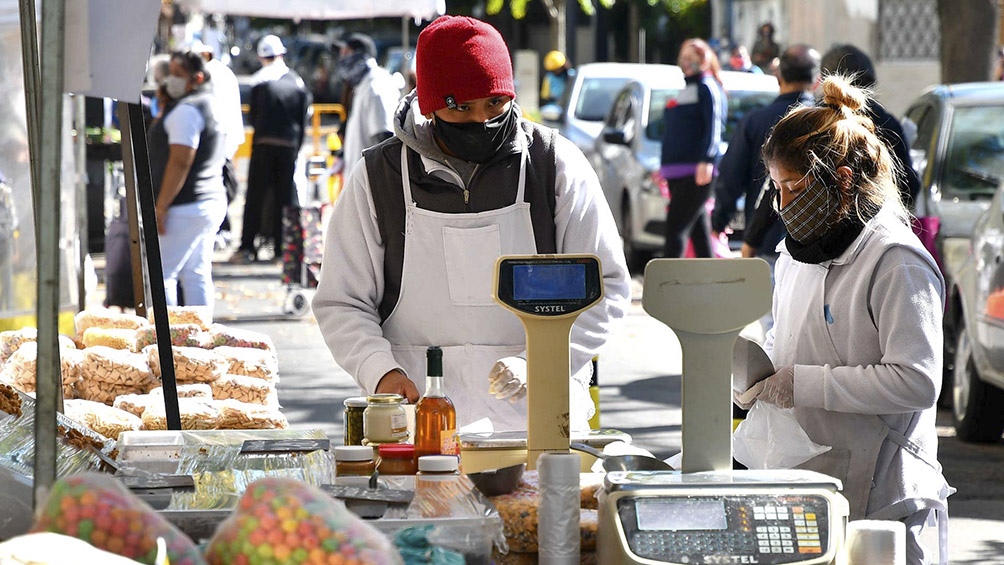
<box><xmin>751</xmin><ymin>22</ymin><xmax>780</xmax><ymax>72</ymax></box>
<box><xmin>539</xmin><ymin>50</ymin><xmax>575</xmax><ymax>107</ymax></box>
<box><xmin>336</xmin><ymin>33</ymin><xmax>401</xmax><ymax>175</ymax></box>
<box><xmin>726</xmin><ymin>45</ymin><xmax>762</xmax><ymax>74</ymax></box>
<box><xmin>312</xmin><ymin>15</ymin><xmax>630</xmax><ymax>432</ymax></box>
<box><xmin>231</xmin><ymin>34</ymin><xmax>311</xmax><ymax>264</ymax></box>
<box><xmin>184</xmin><ymin>39</ymin><xmax>245</xmax><ymax>250</ymax></box>
<box><xmin>735</xmin><ymin>75</ymin><xmax>953</xmax><ymax>565</ymax></box>
<box><xmin>660</xmin><ymin>38</ymin><xmax>727</xmax><ymax>258</ymax></box>
<box><xmin>150</xmin><ymin>51</ymin><xmax>228</xmax><ymax>309</ymax></box>
<box><xmin>712</xmin><ymin>44</ymin><xmax>820</xmax><ymax>261</ymax></box>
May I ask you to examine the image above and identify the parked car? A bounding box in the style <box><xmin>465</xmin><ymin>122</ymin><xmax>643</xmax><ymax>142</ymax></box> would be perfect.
<box><xmin>541</xmin><ymin>63</ymin><xmax>684</xmax><ymax>164</ymax></box>
<box><xmin>902</xmin><ymin>83</ymin><xmax>1004</xmax><ymax>410</ymax></box>
<box><xmin>591</xmin><ymin>69</ymin><xmax>778</xmax><ymax>270</ymax></box>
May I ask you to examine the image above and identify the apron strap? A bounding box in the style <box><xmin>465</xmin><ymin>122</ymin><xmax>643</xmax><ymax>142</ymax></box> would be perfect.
<box><xmin>399</xmin><ymin>144</ymin><xmax>415</xmax><ymax>209</ymax></box>
<box><xmin>885</xmin><ymin>427</ymin><xmax>943</xmax><ymax>474</ymax></box>
<box><xmin>886</xmin><ymin>427</ymin><xmax>953</xmax><ymax>565</ymax></box>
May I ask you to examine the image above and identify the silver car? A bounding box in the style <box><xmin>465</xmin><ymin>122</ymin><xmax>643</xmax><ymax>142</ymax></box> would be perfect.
<box><xmin>914</xmin><ymin>83</ymin><xmax>1004</xmax><ymax>440</ymax></box>
<box><xmin>903</xmin><ymin>83</ymin><xmax>1004</xmax><ymax>415</ymax></box>
<box><xmin>542</xmin><ymin>63</ymin><xmax>684</xmax><ymax>164</ymax></box>
<box><xmin>591</xmin><ymin>69</ymin><xmax>778</xmax><ymax>270</ymax></box>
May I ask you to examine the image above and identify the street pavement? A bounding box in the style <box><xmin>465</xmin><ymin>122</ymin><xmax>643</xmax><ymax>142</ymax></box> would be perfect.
<box><xmin>86</xmin><ymin>257</ymin><xmax>1004</xmax><ymax>562</ymax></box>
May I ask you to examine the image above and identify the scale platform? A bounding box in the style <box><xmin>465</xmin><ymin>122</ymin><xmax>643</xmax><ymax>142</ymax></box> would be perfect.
<box><xmin>599</xmin><ymin>469</ymin><xmax>848</xmax><ymax>565</ymax></box>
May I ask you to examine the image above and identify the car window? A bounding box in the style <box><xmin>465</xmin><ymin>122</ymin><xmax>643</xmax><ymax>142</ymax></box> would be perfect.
<box><xmin>725</xmin><ymin>90</ymin><xmax>776</xmax><ymax>142</ymax></box>
<box><xmin>574</xmin><ymin>77</ymin><xmax>632</xmax><ymax>121</ymax></box>
<box><xmin>643</xmin><ymin>88</ymin><xmax>772</xmax><ymax>142</ymax></box>
<box><xmin>645</xmin><ymin>89</ymin><xmax>679</xmax><ymax>140</ymax></box>
<box><xmin>942</xmin><ymin>105</ymin><xmax>1004</xmax><ymax>197</ymax></box>
<box><xmin>607</xmin><ymin>89</ymin><xmax>634</xmax><ymax>129</ymax></box>
<box><xmin>903</xmin><ymin>104</ymin><xmax>935</xmax><ymax>182</ymax></box>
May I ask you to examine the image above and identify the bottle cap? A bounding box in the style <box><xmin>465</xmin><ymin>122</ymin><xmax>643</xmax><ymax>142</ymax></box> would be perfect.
<box><xmin>344</xmin><ymin>396</ymin><xmax>368</xmax><ymax>408</ymax></box>
<box><xmin>427</xmin><ymin>346</ymin><xmax>443</xmax><ymax>377</ymax></box>
<box><xmin>334</xmin><ymin>445</ymin><xmax>374</xmax><ymax>461</ymax></box>
<box><xmin>418</xmin><ymin>455</ymin><xmax>458</xmax><ymax>473</ymax></box>
<box><xmin>379</xmin><ymin>443</ymin><xmax>416</xmax><ymax>459</ymax></box>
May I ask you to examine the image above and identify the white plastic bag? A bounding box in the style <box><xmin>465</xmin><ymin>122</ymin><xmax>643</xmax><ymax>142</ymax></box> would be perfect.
<box><xmin>733</xmin><ymin>401</ymin><xmax>830</xmax><ymax>469</ymax></box>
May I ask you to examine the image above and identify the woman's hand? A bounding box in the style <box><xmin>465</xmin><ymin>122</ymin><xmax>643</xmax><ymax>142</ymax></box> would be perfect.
<box><xmin>375</xmin><ymin>369</ymin><xmax>419</xmax><ymax>403</ymax></box>
<box><xmin>695</xmin><ymin>162</ymin><xmax>714</xmax><ymax>186</ymax></box>
<box><xmin>156</xmin><ymin>206</ymin><xmax>169</xmax><ymax>235</ymax></box>
<box><xmin>756</xmin><ymin>366</ymin><xmax>794</xmax><ymax>408</ymax></box>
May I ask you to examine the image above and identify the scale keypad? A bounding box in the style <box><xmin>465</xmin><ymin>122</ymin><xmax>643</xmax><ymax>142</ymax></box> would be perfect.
<box><xmin>618</xmin><ymin>495</ymin><xmax>830</xmax><ymax>564</ymax></box>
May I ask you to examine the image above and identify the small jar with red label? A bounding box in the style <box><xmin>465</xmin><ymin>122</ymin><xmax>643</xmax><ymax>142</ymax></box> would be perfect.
<box><xmin>377</xmin><ymin>443</ymin><xmax>417</xmax><ymax>475</ymax></box>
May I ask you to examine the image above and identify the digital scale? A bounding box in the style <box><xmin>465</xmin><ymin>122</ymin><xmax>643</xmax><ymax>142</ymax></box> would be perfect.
<box><xmin>493</xmin><ymin>254</ymin><xmax>603</xmax><ymax>470</ymax></box>
<box><xmin>602</xmin><ymin>259</ymin><xmax>850</xmax><ymax>564</ymax></box>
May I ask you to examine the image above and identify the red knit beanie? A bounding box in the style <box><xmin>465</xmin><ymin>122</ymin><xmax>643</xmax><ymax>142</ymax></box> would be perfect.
<box><xmin>416</xmin><ymin>16</ymin><xmax>516</xmax><ymax>115</ymax></box>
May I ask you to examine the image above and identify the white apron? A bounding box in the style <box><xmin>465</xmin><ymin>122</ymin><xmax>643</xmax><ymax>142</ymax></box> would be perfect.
<box><xmin>773</xmin><ymin>258</ymin><xmax>950</xmax><ymax>564</ymax></box>
<box><xmin>382</xmin><ymin>144</ymin><xmax>535</xmax><ymax>432</ymax></box>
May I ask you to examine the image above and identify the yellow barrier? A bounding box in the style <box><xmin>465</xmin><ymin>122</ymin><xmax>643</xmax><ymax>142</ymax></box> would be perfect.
<box><xmin>236</xmin><ymin>103</ymin><xmax>346</xmax><ymax>160</ymax></box>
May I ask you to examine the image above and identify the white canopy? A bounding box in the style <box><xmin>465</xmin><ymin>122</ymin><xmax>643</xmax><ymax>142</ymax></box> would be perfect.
<box><xmin>174</xmin><ymin>0</ymin><xmax>445</xmax><ymax>21</ymax></box>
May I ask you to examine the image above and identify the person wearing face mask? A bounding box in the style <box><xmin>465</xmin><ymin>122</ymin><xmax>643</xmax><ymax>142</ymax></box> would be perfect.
<box><xmin>659</xmin><ymin>38</ymin><xmax>728</xmax><ymax>259</ymax></box>
<box><xmin>312</xmin><ymin>15</ymin><xmax>630</xmax><ymax>432</ymax></box>
<box><xmin>734</xmin><ymin>75</ymin><xmax>954</xmax><ymax>565</ymax></box>
<box><xmin>148</xmin><ymin>51</ymin><xmax>228</xmax><ymax>310</ymax></box>
<box><xmin>336</xmin><ymin>33</ymin><xmax>403</xmax><ymax>175</ymax></box>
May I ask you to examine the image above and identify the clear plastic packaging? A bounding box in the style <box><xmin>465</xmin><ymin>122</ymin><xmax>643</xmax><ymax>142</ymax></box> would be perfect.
<box><xmin>205</xmin><ymin>324</ymin><xmax>275</xmax><ymax>352</ymax></box>
<box><xmin>145</xmin><ymin>344</ymin><xmax>227</xmax><ymax>384</ymax></box>
<box><xmin>209</xmin><ymin>374</ymin><xmax>275</xmax><ymax>405</ymax></box>
<box><xmin>63</xmin><ymin>398</ymin><xmax>142</xmax><ymax>440</ymax></box>
<box><xmin>133</xmin><ymin>323</ymin><xmax>204</xmax><ymax>351</ymax></box>
<box><xmin>211</xmin><ymin>346</ymin><xmax>278</xmax><ymax>382</ymax></box>
<box><xmin>81</xmin><ymin>326</ymin><xmax>137</xmax><ymax>350</ymax></box>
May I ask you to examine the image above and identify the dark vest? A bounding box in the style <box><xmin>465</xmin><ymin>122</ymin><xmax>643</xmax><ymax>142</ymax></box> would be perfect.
<box><xmin>363</xmin><ymin>123</ymin><xmax>558</xmax><ymax>321</ymax></box>
<box><xmin>148</xmin><ymin>90</ymin><xmax>226</xmax><ymax>206</ymax></box>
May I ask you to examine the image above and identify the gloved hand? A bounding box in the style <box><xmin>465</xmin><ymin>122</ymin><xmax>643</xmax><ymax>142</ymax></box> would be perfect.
<box><xmin>488</xmin><ymin>357</ymin><xmax>527</xmax><ymax>402</ymax></box>
<box><xmin>755</xmin><ymin>366</ymin><xmax>795</xmax><ymax>408</ymax></box>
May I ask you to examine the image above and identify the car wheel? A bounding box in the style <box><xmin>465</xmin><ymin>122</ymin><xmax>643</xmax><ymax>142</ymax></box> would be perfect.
<box><xmin>621</xmin><ymin>198</ymin><xmax>651</xmax><ymax>274</ymax></box>
<box><xmin>952</xmin><ymin>324</ymin><xmax>1004</xmax><ymax>442</ymax></box>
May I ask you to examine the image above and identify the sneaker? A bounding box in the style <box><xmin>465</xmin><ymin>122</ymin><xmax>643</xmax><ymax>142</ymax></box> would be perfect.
<box><xmin>214</xmin><ymin>230</ymin><xmax>233</xmax><ymax>251</ymax></box>
<box><xmin>227</xmin><ymin>249</ymin><xmax>256</xmax><ymax>265</ymax></box>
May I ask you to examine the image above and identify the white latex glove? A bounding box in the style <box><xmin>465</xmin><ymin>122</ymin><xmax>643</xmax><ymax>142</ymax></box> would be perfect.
<box><xmin>733</xmin><ymin>380</ymin><xmax>765</xmax><ymax>411</ymax></box>
<box><xmin>756</xmin><ymin>366</ymin><xmax>795</xmax><ymax>408</ymax></box>
<box><xmin>488</xmin><ymin>356</ymin><xmax>527</xmax><ymax>402</ymax></box>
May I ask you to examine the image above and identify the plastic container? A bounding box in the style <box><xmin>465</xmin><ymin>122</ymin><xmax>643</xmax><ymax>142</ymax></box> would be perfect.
<box><xmin>378</xmin><ymin>443</ymin><xmax>417</xmax><ymax>475</ymax></box>
<box><xmin>334</xmin><ymin>445</ymin><xmax>376</xmax><ymax>477</ymax></box>
<box><xmin>363</xmin><ymin>393</ymin><xmax>409</xmax><ymax>444</ymax></box>
<box><xmin>343</xmin><ymin>396</ymin><xmax>367</xmax><ymax>445</ymax></box>
<box><xmin>418</xmin><ymin>455</ymin><xmax>460</xmax><ymax>475</ymax></box>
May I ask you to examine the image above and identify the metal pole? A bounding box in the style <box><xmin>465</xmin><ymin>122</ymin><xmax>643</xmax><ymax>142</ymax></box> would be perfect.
<box><xmin>122</xmin><ymin>102</ymin><xmax>181</xmax><ymax>431</ymax></box>
<box><xmin>17</xmin><ymin>0</ymin><xmax>41</xmax><ymax>243</ymax></box>
<box><xmin>74</xmin><ymin>94</ymin><xmax>87</xmax><ymax>312</ymax></box>
<box><xmin>34</xmin><ymin>0</ymin><xmax>66</xmax><ymax>507</ymax></box>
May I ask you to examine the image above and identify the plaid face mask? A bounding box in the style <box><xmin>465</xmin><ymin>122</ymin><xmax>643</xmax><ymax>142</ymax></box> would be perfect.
<box><xmin>779</xmin><ymin>180</ymin><xmax>840</xmax><ymax>243</ymax></box>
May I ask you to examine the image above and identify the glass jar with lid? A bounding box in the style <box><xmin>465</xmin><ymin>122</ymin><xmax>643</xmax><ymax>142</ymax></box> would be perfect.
<box><xmin>363</xmin><ymin>393</ymin><xmax>409</xmax><ymax>444</ymax></box>
<box><xmin>343</xmin><ymin>396</ymin><xmax>368</xmax><ymax>445</ymax></box>
<box><xmin>334</xmin><ymin>445</ymin><xmax>376</xmax><ymax>477</ymax></box>
<box><xmin>378</xmin><ymin>443</ymin><xmax>417</xmax><ymax>475</ymax></box>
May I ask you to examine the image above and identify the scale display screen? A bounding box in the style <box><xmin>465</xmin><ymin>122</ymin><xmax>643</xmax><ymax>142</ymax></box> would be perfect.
<box><xmin>636</xmin><ymin>499</ymin><xmax>728</xmax><ymax>531</ymax></box>
<box><xmin>495</xmin><ymin>256</ymin><xmax>602</xmax><ymax>317</ymax></box>
<box><xmin>513</xmin><ymin>264</ymin><xmax>587</xmax><ymax>301</ymax></box>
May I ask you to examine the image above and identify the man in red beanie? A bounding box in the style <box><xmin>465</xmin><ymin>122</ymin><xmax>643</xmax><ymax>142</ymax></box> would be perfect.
<box><xmin>313</xmin><ymin>15</ymin><xmax>630</xmax><ymax>433</ymax></box>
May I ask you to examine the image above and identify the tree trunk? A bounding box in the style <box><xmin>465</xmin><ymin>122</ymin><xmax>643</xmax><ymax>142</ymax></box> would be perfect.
<box><xmin>938</xmin><ymin>0</ymin><xmax>1000</xmax><ymax>83</ymax></box>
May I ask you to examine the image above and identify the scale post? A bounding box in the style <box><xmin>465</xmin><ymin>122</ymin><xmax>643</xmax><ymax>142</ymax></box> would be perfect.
<box><xmin>493</xmin><ymin>254</ymin><xmax>603</xmax><ymax>470</ymax></box>
<box><xmin>642</xmin><ymin>258</ymin><xmax>771</xmax><ymax>473</ymax></box>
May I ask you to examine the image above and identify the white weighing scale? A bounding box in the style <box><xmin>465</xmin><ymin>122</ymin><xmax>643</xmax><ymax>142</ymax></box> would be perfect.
<box><xmin>597</xmin><ymin>259</ymin><xmax>850</xmax><ymax>565</ymax></box>
<box><xmin>492</xmin><ymin>254</ymin><xmax>603</xmax><ymax>471</ymax></box>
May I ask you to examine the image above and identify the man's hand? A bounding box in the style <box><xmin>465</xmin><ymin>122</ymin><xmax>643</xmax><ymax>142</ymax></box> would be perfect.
<box><xmin>488</xmin><ymin>357</ymin><xmax>527</xmax><ymax>402</ymax></box>
<box><xmin>375</xmin><ymin>369</ymin><xmax>419</xmax><ymax>403</ymax></box>
<box><xmin>156</xmin><ymin>207</ymin><xmax>168</xmax><ymax>235</ymax></box>
<box><xmin>740</xmin><ymin>242</ymin><xmax>757</xmax><ymax>258</ymax></box>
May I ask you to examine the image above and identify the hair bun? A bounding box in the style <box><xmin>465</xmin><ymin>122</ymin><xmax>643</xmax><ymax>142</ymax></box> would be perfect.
<box><xmin>820</xmin><ymin>75</ymin><xmax>867</xmax><ymax>114</ymax></box>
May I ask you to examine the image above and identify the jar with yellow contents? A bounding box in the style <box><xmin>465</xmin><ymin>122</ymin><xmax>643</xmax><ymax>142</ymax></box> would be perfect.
<box><xmin>363</xmin><ymin>393</ymin><xmax>409</xmax><ymax>444</ymax></box>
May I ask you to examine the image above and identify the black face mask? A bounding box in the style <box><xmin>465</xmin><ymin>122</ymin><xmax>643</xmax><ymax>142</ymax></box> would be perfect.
<box><xmin>337</xmin><ymin>52</ymin><xmax>369</xmax><ymax>86</ymax></box>
<box><xmin>432</xmin><ymin>105</ymin><xmax>518</xmax><ymax>164</ymax></box>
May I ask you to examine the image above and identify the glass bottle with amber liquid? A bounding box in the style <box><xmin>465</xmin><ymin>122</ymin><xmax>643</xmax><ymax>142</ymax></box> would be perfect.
<box><xmin>415</xmin><ymin>346</ymin><xmax>457</xmax><ymax>459</ymax></box>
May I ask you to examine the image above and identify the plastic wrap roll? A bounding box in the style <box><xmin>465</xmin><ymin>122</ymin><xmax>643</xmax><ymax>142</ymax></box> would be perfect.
<box><xmin>537</xmin><ymin>452</ymin><xmax>580</xmax><ymax>564</ymax></box>
<box><xmin>845</xmin><ymin>520</ymin><xmax>905</xmax><ymax>565</ymax></box>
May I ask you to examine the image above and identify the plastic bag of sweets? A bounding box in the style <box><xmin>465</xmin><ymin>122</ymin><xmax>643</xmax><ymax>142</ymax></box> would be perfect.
<box><xmin>31</xmin><ymin>472</ymin><xmax>206</xmax><ymax>565</ymax></box>
<box><xmin>75</xmin><ymin>308</ymin><xmax>148</xmax><ymax>338</ymax></box>
<box><xmin>205</xmin><ymin>324</ymin><xmax>275</xmax><ymax>352</ymax></box>
<box><xmin>133</xmin><ymin>324</ymin><xmax>204</xmax><ymax>352</ymax></box>
<box><xmin>205</xmin><ymin>477</ymin><xmax>403</xmax><ymax>565</ymax></box>
<box><xmin>150</xmin><ymin>306</ymin><xmax>213</xmax><ymax>331</ymax></box>
<box><xmin>145</xmin><ymin>344</ymin><xmax>227</xmax><ymax>383</ymax></box>
<box><xmin>212</xmin><ymin>346</ymin><xmax>278</xmax><ymax>382</ymax></box>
